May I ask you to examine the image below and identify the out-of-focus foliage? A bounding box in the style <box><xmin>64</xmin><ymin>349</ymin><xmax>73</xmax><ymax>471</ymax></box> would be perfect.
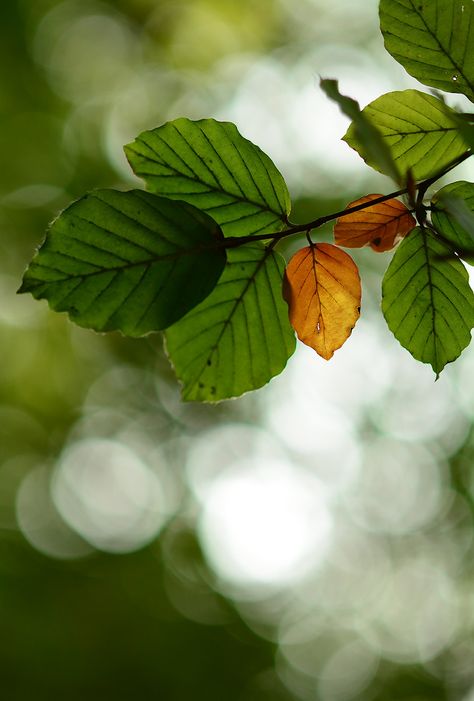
<box><xmin>3</xmin><ymin>0</ymin><xmax>474</xmax><ymax>700</ymax></box>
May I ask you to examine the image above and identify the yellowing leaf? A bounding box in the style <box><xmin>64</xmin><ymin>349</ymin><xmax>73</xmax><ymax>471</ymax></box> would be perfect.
<box><xmin>283</xmin><ymin>243</ymin><xmax>361</xmax><ymax>360</ymax></box>
<box><xmin>334</xmin><ymin>195</ymin><xmax>416</xmax><ymax>252</ymax></box>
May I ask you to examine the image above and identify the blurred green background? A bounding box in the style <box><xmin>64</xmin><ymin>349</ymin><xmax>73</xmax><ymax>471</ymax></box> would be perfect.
<box><xmin>2</xmin><ymin>0</ymin><xmax>474</xmax><ymax>699</ymax></box>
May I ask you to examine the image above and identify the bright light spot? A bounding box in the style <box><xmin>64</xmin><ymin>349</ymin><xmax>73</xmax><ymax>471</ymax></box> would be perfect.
<box><xmin>454</xmin><ymin>347</ymin><xmax>474</xmax><ymax>419</ymax></box>
<box><xmin>16</xmin><ymin>466</ymin><xmax>93</xmax><ymax>559</ymax></box>
<box><xmin>198</xmin><ymin>458</ymin><xmax>332</xmax><ymax>588</ymax></box>
<box><xmin>186</xmin><ymin>423</ymin><xmax>286</xmax><ymax>502</ymax></box>
<box><xmin>274</xmin><ymin>320</ymin><xmax>394</xmax><ymax>419</ymax></box>
<box><xmin>366</xmin><ymin>558</ymin><xmax>459</xmax><ymax>662</ymax></box>
<box><xmin>347</xmin><ymin>438</ymin><xmax>445</xmax><ymax>535</ymax></box>
<box><xmin>217</xmin><ymin>45</ymin><xmax>401</xmax><ymax>195</ymax></box>
<box><xmin>264</xmin><ymin>385</ymin><xmax>360</xmax><ymax>491</ymax></box>
<box><xmin>295</xmin><ymin>526</ymin><xmax>391</xmax><ymax>614</ymax></box>
<box><xmin>374</xmin><ymin>355</ymin><xmax>469</xmax><ymax>448</ymax></box>
<box><xmin>317</xmin><ymin>641</ymin><xmax>378</xmax><ymax>700</ymax></box>
<box><xmin>52</xmin><ymin>438</ymin><xmax>165</xmax><ymax>553</ymax></box>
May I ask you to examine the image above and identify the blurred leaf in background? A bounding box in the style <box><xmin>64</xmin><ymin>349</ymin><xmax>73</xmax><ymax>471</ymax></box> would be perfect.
<box><xmin>3</xmin><ymin>1</ymin><xmax>474</xmax><ymax>700</ymax></box>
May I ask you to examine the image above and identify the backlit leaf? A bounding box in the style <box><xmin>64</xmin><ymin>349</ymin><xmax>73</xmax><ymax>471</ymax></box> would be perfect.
<box><xmin>382</xmin><ymin>227</ymin><xmax>474</xmax><ymax>375</ymax></box>
<box><xmin>380</xmin><ymin>0</ymin><xmax>474</xmax><ymax>102</ymax></box>
<box><xmin>431</xmin><ymin>181</ymin><xmax>474</xmax><ymax>260</ymax></box>
<box><xmin>165</xmin><ymin>243</ymin><xmax>296</xmax><ymax>402</ymax></box>
<box><xmin>283</xmin><ymin>244</ymin><xmax>361</xmax><ymax>360</ymax></box>
<box><xmin>344</xmin><ymin>90</ymin><xmax>467</xmax><ymax>180</ymax></box>
<box><xmin>125</xmin><ymin>118</ymin><xmax>290</xmax><ymax>238</ymax></box>
<box><xmin>19</xmin><ymin>189</ymin><xmax>226</xmax><ymax>336</ymax></box>
<box><xmin>334</xmin><ymin>194</ymin><xmax>416</xmax><ymax>252</ymax></box>
<box><xmin>455</xmin><ymin>117</ymin><xmax>474</xmax><ymax>151</ymax></box>
<box><xmin>320</xmin><ymin>79</ymin><xmax>401</xmax><ymax>183</ymax></box>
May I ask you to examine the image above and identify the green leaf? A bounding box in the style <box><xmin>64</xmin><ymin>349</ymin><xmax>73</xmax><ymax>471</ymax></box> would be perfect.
<box><xmin>432</xmin><ymin>181</ymin><xmax>474</xmax><ymax>261</ymax></box>
<box><xmin>19</xmin><ymin>189</ymin><xmax>227</xmax><ymax>336</ymax></box>
<box><xmin>380</xmin><ymin>0</ymin><xmax>474</xmax><ymax>102</ymax></box>
<box><xmin>320</xmin><ymin>78</ymin><xmax>401</xmax><ymax>184</ymax></box>
<box><xmin>124</xmin><ymin>118</ymin><xmax>291</xmax><ymax>238</ymax></box>
<box><xmin>165</xmin><ymin>243</ymin><xmax>296</xmax><ymax>401</ymax></box>
<box><xmin>344</xmin><ymin>90</ymin><xmax>467</xmax><ymax>180</ymax></box>
<box><xmin>382</xmin><ymin>227</ymin><xmax>474</xmax><ymax>375</ymax></box>
<box><xmin>452</xmin><ymin>114</ymin><xmax>474</xmax><ymax>151</ymax></box>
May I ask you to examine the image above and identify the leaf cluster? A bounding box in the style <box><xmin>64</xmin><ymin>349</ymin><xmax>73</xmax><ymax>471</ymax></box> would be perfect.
<box><xmin>20</xmin><ymin>0</ymin><xmax>474</xmax><ymax>399</ymax></box>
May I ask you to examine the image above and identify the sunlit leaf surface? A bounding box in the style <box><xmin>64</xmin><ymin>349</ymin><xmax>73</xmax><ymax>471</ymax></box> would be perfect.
<box><xmin>165</xmin><ymin>242</ymin><xmax>296</xmax><ymax>401</ymax></box>
<box><xmin>283</xmin><ymin>243</ymin><xmax>361</xmax><ymax>360</ymax></box>
<box><xmin>380</xmin><ymin>0</ymin><xmax>474</xmax><ymax>101</ymax></box>
<box><xmin>344</xmin><ymin>90</ymin><xmax>467</xmax><ymax>180</ymax></box>
<box><xmin>382</xmin><ymin>227</ymin><xmax>474</xmax><ymax>375</ymax></box>
<box><xmin>320</xmin><ymin>78</ymin><xmax>401</xmax><ymax>183</ymax></box>
<box><xmin>431</xmin><ymin>181</ymin><xmax>474</xmax><ymax>261</ymax></box>
<box><xmin>125</xmin><ymin>118</ymin><xmax>291</xmax><ymax>238</ymax></box>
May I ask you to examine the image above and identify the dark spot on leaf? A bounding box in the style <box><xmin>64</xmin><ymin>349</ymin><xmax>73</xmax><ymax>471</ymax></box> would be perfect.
<box><xmin>210</xmin><ymin>386</ymin><xmax>216</xmax><ymax>395</ymax></box>
<box><xmin>357</xmin><ymin>306</ymin><xmax>361</xmax><ymax>312</ymax></box>
<box><xmin>199</xmin><ymin>382</ymin><xmax>204</xmax><ymax>389</ymax></box>
<box><xmin>207</xmin><ymin>359</ymin><xmax>212</xmax><ymax>366</ymax></box>
<box><xmin>372</xmin><ymin>237</ymin><xmax>382</xmax><ymax>246</ymax></box>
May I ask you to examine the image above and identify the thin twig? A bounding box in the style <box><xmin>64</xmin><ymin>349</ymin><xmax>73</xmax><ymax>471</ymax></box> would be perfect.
<box><xmin>220</xmin><ymin>150</ymin><xmax>472</xmax><ymax>251</ymax></box>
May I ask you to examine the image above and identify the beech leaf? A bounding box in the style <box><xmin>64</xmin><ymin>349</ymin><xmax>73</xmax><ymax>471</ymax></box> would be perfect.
<box><xmin>125</xmin><ymin>118</ymin><xmax>290</xmax><ymax>238</ymax></box>
<box><xmin>344</xmin><ymin>90</ymin><xmax>467</xmax><ymax>180</ymax></box>
<box><xmin>19</xmin><ymin>190</ymin><xmax>227</xmax><ymax>336</ymax></box>
<box><xmin>165</xmin><ymin>243</ymin><xmax>296</xmax><ymax>402</ymax></box>
<box><xmin>382</xmin><ymin>227</ymin><xmax>474</xmax><ymax>376</ymax></box>
<box><xmin>380</xmin><ymin>0</ymin><xmax>474</xmax><ymax>102</ymax></box>
<box><xmin>320</xmin><ymin>79</ymin><xmax>401</xmax><ymax>184</ymax></box>
<box><xmin>431</xmin><ymin>181</ymin><xmax>474</xmax><ymax>261</ymax></box>
<box><xmin>283</xmin><ymin>243</ymin><xmax>361</xmax><ymax>360</ymax></box>
<box><xmin>334</xmin><ymin>195</ymin><xmax>416</xmax><ymax>252</ymax></box>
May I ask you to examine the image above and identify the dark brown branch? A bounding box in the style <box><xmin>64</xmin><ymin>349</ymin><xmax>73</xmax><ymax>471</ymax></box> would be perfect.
<box><xmin>220</xmin><ymin>150</ymin><xmax>472</xmax><ymax>251</ymax></box>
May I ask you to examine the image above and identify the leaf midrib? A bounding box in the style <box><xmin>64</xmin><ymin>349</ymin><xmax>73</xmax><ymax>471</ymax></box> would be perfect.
<box><xmin>25</xmin><ymin>243</ymin><xmax>224</xmax><ymax>286</ymax></box>
<box><xmin>420</xmin><ymin>227</ymin><xmax>440</xmax><ymax>373</ymax></box>
<box><xmin>131</xmin><ymin>140</ymin><xmax>286</xmax><ymax>225</ymax></box>
<box><xmin>183</xmin><ymin>246</ymin><xmax>275</xmax><ymax>393</ymax></box>
<box><xmin>405</xmin><ymin>0</ymin><xmax>474</xmax><ymax>97</ymax></box>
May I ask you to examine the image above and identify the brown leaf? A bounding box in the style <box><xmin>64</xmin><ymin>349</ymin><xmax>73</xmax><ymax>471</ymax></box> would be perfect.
<box><xmin>334</xmin><ymin>194</ymin><xmax>416</xmax><ymax>252</ymax></box>
<box><xmin>283</xmin><ymin>243</ymin><xmax>361</xmax><ymax>360</ymax></box>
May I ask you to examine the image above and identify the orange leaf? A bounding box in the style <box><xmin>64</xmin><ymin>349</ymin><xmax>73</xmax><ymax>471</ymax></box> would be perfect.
<box><xmin>334</xmin><ymin>194</ymin><xmax>416</xmax><ymax>252</ymax></box>
<box><xmin>283</xmin><ymin>243</ymin><xmax>361</xmax><ymax>360</ymax></box>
